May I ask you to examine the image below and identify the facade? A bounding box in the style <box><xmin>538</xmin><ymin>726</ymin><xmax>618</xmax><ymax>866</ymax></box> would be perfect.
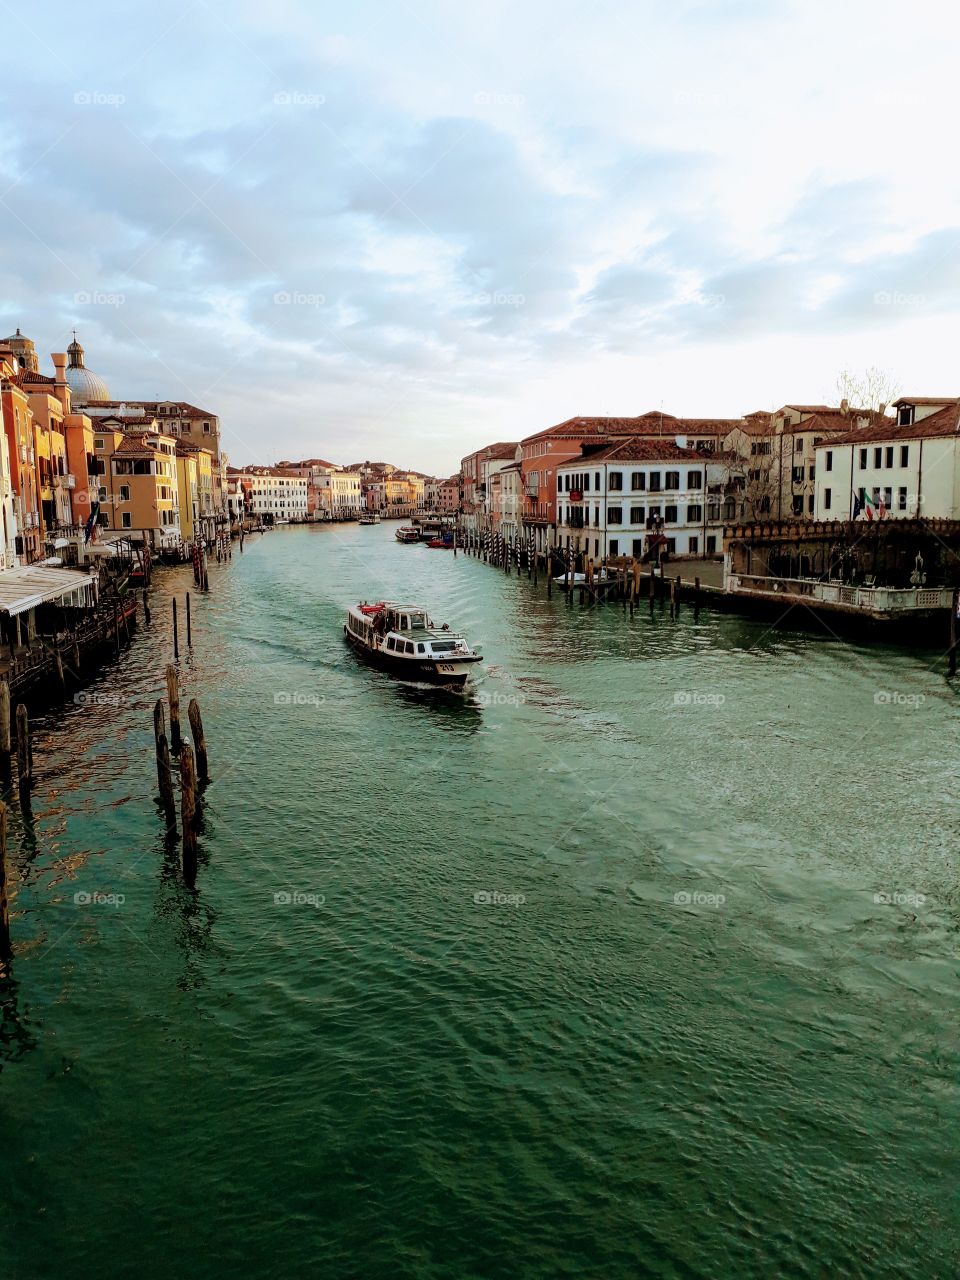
<box><xmin>92</xmin><ymin>425</ymin><xmax>181</xmax><ymax>547</ymax></box>
<box><xmin>438</xmin><ymin>476</ymin><xmax>460</xmax><ymax>513</ymax></box>
<box><xmin>555</xmin><ymin>439</ymin><xmax>742</xmax><ymax>559</ymax></box>
<box><xmin>236</xmin><ymin>467</ymin><xmax>309</xmax><ymax>523</ymax></box>
<box><xmin>492</xmin><ymin>462</ymin><xmax>523</xmax><ymax>540</ymax></box>
<box><xmin>0</xmin><ymin>354</ymin><xmax>36</xmax><ymax>563</ymax></box>
<box><xmin>813</xmin><ymin>398</ymin><xmax>960</xmax><ymax>522</ymax></box>
<box><xmin>460</xmin><ymin>443</ymin><xmax>519</xmax><ymax>534</ymax></box>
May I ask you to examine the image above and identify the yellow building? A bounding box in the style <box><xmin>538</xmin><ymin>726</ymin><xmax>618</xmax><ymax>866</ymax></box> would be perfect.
<box><xmin>175</xmin><ymin>443</ymin><xmax>215</xmax><ymax>546</ymax></box>
<box><xmin>92</xmin><ymin>423</ymin><xmax>181</xmax><ymax>548</ymax></box>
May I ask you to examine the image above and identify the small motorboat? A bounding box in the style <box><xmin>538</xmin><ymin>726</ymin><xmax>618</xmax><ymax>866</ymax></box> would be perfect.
<box><xmin>344</xmin><ymin>601</ymin><xmax>482</xmax><ymax>688</ymax></box>
<box><xmin>427</xmin><ymin>533</ymin><xmax>455</xmax><ymax>548</ymax></box>
<box><xmin>395</xmin><ymin>526</ymin><xmax>420</xmax><ymax>543</ymax></box>
<box><xmin>358</xmin><ymin>515</ymin><xmax>376</xmax><ymax>525</ymax></box>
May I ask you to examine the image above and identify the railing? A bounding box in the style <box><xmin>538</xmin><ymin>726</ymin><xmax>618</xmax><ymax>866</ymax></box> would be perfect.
<box><xmin>54</xmin><ymin>473</ymin><xmax>76</xmax><ymax>489</ymax></box>
<box><xmin>726</xmin><ymin>574</ymin><xmax>953</xmax><ymax>612</ymax></box>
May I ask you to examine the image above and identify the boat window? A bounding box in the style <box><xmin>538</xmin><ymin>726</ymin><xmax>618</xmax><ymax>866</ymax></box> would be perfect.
<box><xmin>431</xmin><ymin>641</ymin><xmax>456</xmax><ymax>653</ymax></box>
<box><xmin>417</xmin><ymin>643</ymin><xmax>425</xmax><ymax>654</ymax></box>
<box><xmin>404</xmin><ymin>640</ymin><xmax>414</xmax><ymax>654</ymax></box>
<box><xmin>386</xmin><ymin>637</ymin><xmax>396</xmax><ymax>651</ymax></box>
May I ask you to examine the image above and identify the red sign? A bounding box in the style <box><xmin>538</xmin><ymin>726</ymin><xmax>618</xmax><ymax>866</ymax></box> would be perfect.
<box><xmin>569</xmin><ymin>489</ymin><xmax>583</xmax><ymax>502</ymax></box>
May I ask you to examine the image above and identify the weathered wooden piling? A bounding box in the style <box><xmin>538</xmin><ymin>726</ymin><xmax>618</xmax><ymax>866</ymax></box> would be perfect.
<box><xmin>0</xmin><ymin>680</ymin><xmax>11</xmax><ymax>758</ymax></box>
<box><xmin>15</xmin><ymin>704</ymin><xmax>30</xmax><ymax>789</ymax></box>
<box><xmin>157</xmin><ymin>731</ymin><xmax>176</xmax><ymax>823</ymax></box>
<box><xmin>180</xmin><ymin>745</ymin><xmax>198</xmax><ymax>885</ymax></box>
<box><xmin>165</xmin><ymin>664</ymin><xmax>182</xmax><ymax>753</ymax></box>
<box><xmin>172</xmin><ymin>598</ymin><xmax>179</xmax><ymax>660</ymax></box>
<box><xmin>950</xmin><ymin>588</ymin><xmax>959</xmax><ymax>677</ymax></box>
<box><xmin>187</xmin><ymin>698</ymin><xmax>208</xmax><ymax>782</ymax></box>
<box><xmin>675</xmin><ymin>575</ymin><xmax>682</xmax><ymax>618</ymax></box>
<box><xmin>0</xmin><ymin>801</ymin><xmax>10</xmax><ymax>960</ymax></box>
<box><xmin>186</xmin><ymin>592</ymin><xmax>192</xmax><ymax>647</ymax></box>
<box><xmin>143</xmin><ymin>590</ymin><xmax>151</xmax><ymax>625</ymax></box>
<box><xmin>694</xmin><ymin>576</ymin><xmax>701</xmax><ymax>620</ymax></box>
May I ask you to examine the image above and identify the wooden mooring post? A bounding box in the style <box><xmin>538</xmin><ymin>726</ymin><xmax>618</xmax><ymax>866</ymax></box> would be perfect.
<box><xmin>694</xmin><ymin>576</ymin><xmax>701</xmax><ymax>621</ymax></box>
<box><xmin>15</xmin><ymin>704</ymin><xmax>31</xmax><ymax>792</ymax></box>
<box><xmin>172</xmin><ymin>598</ymin><xmax>179</xmax><ymax>660</ymax></box>
<box><xmin>0</xmin><ymin>680</ymin><xmax>11</xmax><ymax>760</ymax></box>
<box><xmin>186</xmin><ymin>592</ymin><xmax>192</xmax><ymax>647</ymax></box>
<box><xmin>180</xmin><ymin>745</ymin><xmax>198</xmax><ymax>886</ymax></box>
<box><xmin>165</xmin><ymin>665</ymin><xmax>182</xmax><ymax>753</ymax></box>
<box><xmin>187</xmin><ymin>698</ymin><xmax>208</xmax><ymax>782</ymax></box>
<box><xmin>143</xmin><ymin>590</ymin><xmax>151</xmax><ymax>625</ymax></box>
<box><xmin>0</xmin><ymin>801</ymin><xmax>10</xmax><ymax>960</ymax></box>
<box><xmin>950</xmin><ymin>588</ymin><xmax>959</xmax><ymax>677</ymax></box>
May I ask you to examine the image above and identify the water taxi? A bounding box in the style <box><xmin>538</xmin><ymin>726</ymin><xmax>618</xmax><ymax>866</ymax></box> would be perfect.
<box><xmin>358</xmin><ymin>514</ymin><xmax>381</xmax><ymax>525</ymax></box>
<box><xmin>395</xmin><ymin>526</ymin><xmax>419</xmax><ymax>543</ymax></box>
<box><xmin>344</xmin><ymin>601</ymin><xmax>482</xmax><ymax>688</ymax></box>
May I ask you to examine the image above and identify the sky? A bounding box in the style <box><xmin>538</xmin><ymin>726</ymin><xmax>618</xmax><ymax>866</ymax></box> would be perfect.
<box><xmin>0</xmin><ymin>0</ymin><xmax>957</xmax><ymax>474</ymax></box>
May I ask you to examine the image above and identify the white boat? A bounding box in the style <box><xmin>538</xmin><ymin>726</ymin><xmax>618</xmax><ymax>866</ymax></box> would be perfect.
<box><xmin>344</xmin><ymin>601</ymin><xmax>482</xmax><ymax>688</ymax></box>
<box><xmin>358</xmin><ymin>514</ymin><xmax>381</xmax><ymax>525</ymax></box>
<box><xmin>395</xmin><ymin>526</ymin><xmax>419</xmax><ymax>543</ymax></box>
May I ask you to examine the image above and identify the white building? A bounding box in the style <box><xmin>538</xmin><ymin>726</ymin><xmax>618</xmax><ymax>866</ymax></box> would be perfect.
<box><xmin>555</xmin><ymin>438</ymin><xmax>742</xmax><ymax>559</ymax></box>
<box><xmin>240</xmin><ymin>468</ymin><xmax>309</xmax><ymax>523</ymax></box>
<box><xmin>814</xmin><ymin>397</ymin><xmax>960</xmax><ymax>522</ymax></box>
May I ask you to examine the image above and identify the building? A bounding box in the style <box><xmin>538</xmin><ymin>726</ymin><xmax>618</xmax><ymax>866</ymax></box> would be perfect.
<box><xmin>813</xmin><ymin>397</ymin><xmax>960</xmax><ymax>522</ymax></box>
<box><xmin>92</xmin><ymin>424</ymin><xmax>181</xmax><ymax>548</ymax></box>
<box><xmin>725</xmin><ymin>402</ymin><xmax>882</xmax><ymax>521</ymax></box>
<box><xmin>0</xmin><ymin>350</ymin><xmax>37</xmax><ymax>563</ymax></box>
<box><xmin>555</xmin><ymin>438</ymin><xmax>742</xmax><ymax>560</ymax></box>
<box><xmin>438</xmin><ymin>476</ymin><xmax>460</xmax><ymax>513</ymax></box>
<box><xmin>176</xmin><ymin>442</ymin><xmax>216</xmax><ymax>548</ymax></box>
<box><xmin>460</xmin><ymin>443</ymin><xmax>519</xmax><ymax>534</ymax></box>
<box><xmin>235</xmin><ymin>467</ymin><xmax>309</xmax><ymax>523</ymax></box>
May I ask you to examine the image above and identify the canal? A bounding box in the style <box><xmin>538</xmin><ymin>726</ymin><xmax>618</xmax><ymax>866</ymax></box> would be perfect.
<box><xmin>1</xmin><ymin>523</ymin><xmax>957</xmax><ymax>1278</ymax></box>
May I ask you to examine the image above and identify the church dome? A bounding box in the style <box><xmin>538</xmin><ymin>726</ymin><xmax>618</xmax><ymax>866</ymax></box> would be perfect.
<box><xmin>65</xmin><ymin>334</ymin><xmax>110</xmax><ymax>403</ymax></box>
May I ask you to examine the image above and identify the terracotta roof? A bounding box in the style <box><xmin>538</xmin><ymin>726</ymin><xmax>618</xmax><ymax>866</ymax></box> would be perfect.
<box><xmin>783</xmin><ymin>404</ymin><xmax>836</xmax><ymax>413</ymax></box>
<box><xmin>523</xmin><ymin>414</ymin><xmax>742</xmax><ymax>445</ymax></box>
<box><xmin>18</xmin><ymin>370</ymin><xmax>56</xmax><ymax>386</ymax></box>
<box><xmin>892</xmin><ymin>396</ymin><xmax>960</xmax><ymax>407</ymax></box>
<box><xmin>559</xmin><ymin>438</ymin><xmax>710</xmax><ymax>464</ymax></box>
<box><xmin>116</xmin><ymin>432</ymin><xmax>165</xmax><ymax>455</ymax></box>
<box><xmin>824</xmin><ymin>403</ymin><xmax>960</xmax><ymax>444</ymax></box>
<box><xmin>481</xmin><ymin>442</ymin><xmax>519</xmax><ymax>460</ymax></box>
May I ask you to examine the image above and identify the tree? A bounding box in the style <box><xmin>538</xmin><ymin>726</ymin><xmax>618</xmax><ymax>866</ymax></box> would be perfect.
<box><xmin>834</xmin><ymin>367</ymin><xmax>901</xmax><ymax>413</ymax></box>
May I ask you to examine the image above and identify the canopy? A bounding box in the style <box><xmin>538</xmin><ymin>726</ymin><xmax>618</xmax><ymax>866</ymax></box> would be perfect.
<box><xmin>0</xmin><ymin>566</ymin><xmax>97</xmax><ymax>616</ymax></box>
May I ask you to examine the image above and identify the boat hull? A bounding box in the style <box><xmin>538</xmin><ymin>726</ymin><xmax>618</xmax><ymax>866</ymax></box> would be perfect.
<box><xmin>344</xmin><ymin>627</ymin><xmax>479</xmax><ymax>687</ymax></box>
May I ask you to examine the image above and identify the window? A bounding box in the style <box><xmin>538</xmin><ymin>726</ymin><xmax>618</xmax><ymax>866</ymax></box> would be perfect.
<box><xmin>824</xmin><ymin>488</ymin><xmax>832</xmax><ymax>510</ymax></box>
<box><xmin>898</xmin><ymin>486</ymin><xmax>907</xmax><ymax>510</ymax></box>
<box><xmin>792</xmin><ymin>467</ymin><xmax>804</xmax><ymax>483</ymax></box>
<box><xmin>630</xmin><ymin>505</ymin><xmax>645</xmax><ymax>524</ymax></box>
<box><xmin>885</xmin><ymin>446</ymin><xmax>894</xmax><ymax>468</ymax></box>
<box><xmin>648</xmin><ymin>471</ymin><xmax>662</xmax><ymax>492</ymax></box>
<box><xmin>666</xmin><ymin>538</ymin><xmax>676</xmax><ymax>554</ymax></box>
<box><xmin>689</xmin><ymin>536</ymin><xmax>698</xmax><ymax>554</ymax></box>
<box><xmin>687</xmin><ymin>470</ymin><xmax>702</xmax><ymax>489</ymax></box>
<box><xmin>707</xmin><ymin>503</ymin><xmax>720</xmax><ymax>521</ymax></box>
<box><xmin>608</xmin><ymin>471</ymin><xmax>623</xmax><ymax>491</ymax></box>
<box><xmin>706</xmin><ymin>535</ymin><xmax>717</xmax><ymax>553</ymax></box>
<box><xmin>595</xmin><ymin>472</ymin><xmax>600</xmax><ymax>489</ymax></box>
<box><xmin>417</xmin><ymin>643</ymin><xmax>425</xmax><ymax>654</ymax></box>
<box><xmin>387</xmin><ymin>637</ymin><xmax>396</xmax><ymax>651</ymax></box>
<box><xmin>94</xmin><ymin>438</ymin><xmax>104</xmax><ymax>451</ymax></box>
<box><xmin>119</xmin><ymin>485</ymin><xmax>130</xmax><ymax>502</ymax></box>
<box><xmin>631</xmin><ymin>471</ymin><xmax>645</xmax><ymax>491</ymax></box>
<box><xmin>583</xmin><ymin>474</ymin><xmax>590</xmax><ymax>492</ymax></box>
<box><xmin>632</xmin><ymin>538</ymin><xmax>644</xmax><ymax>555</ymax></box>
<box><xmin>795</xmin><ymin>438</ymin><xmax>803</xmax><ymax>454</ymax></box>
<box><xmin>825</xmin><ymin>451</ymin><xmax>833</xmax><ymax>472</ymax></box>
<box><xmin>859</xmin><ymin>448</ymin><xmax>868</xmax><ymax>469</ymax></box>
<box><xmin>808</xmin><ymin>465</ymin><xmax>815</xmax><ymax>481</ymax></box>
<box><xmin>202</xmin><ymin>422</ymin><xmax>211</xmax><ymax>434</ymax></box>
<box><xmin>665</xmin><ymin>471</ymin><xmax>680</xmax><ymax>491</ymax></box>
<box><xmin>808</xmin><ymin>494</ymin><xmax>814</xmax><ymax>514</ymax></box>
<box><xmin>648</xmin><ymin>504</ymin><xmax>662</xmax><ymax>521</ymax></box>
<box><xmin>687</xmin><ymin>504</ymin><xmax>702</xmax><ymax>522</ymax></box>
<box><xmin>898</xmin><ymin>405</ymin><xmax>914</xmax><ymax>426</ymax></box>
<box><xmin>900</xmin><ymin>445</ymin><xmax>909</xmax><ymax>466</ymax></box>
<box><xmin>608</xmin><ymin>506</ymin><xmax>623</xmax><ymax>524</ymax></box>
<box><xmin>884</xmin><ymin>487</ymin><xmax>892</xmax><ymax>509</ymax></box>
<box><xmin>609</xmin><ymin>539</ymin><xmax>619</xmax><ymax>556</ymax></box>
<box><xmin>873</xmin><ymin>447</ymin><xmax>882</xmax><ymax>468</ymax></box>
<box><xmin>121</xmin><ymin>512</ymin><xmax>132</xmax><ymax>528</ymax></box>
<box><xmin>792</xmin><ymin>495</ymin><xmax>803</xmax><ymax>516</ymax></box>
<box><xmin>664</xmin><ymin>505</ymin><xmax>678</xmax><ymax>523</ymax></box>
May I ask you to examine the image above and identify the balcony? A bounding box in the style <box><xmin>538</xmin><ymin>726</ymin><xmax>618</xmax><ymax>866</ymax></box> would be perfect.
<box><xmin>54</xmin><ymin>473</ymin><xmax>76</xmax><ymax>489</ymax></box>
<box><xmin>726</xmin><ymin>574</ymin><xmax>952</xmax><ymax>615</ymax></box>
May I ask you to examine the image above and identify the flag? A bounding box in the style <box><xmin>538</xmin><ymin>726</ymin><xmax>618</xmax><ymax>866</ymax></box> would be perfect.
<box><xmin>852</xmin><ymin>493</ymin><xmax>862</xmax><ymax>519</ymax></box>
<box><xmin>862</xmin><ymin>491</ymin><xmax>876</xmax><ymax>521</ymax></box>
<box><xmin>84</xmin><ymin>501</ymin><xmax>100</xmax><ymax>543</ymax></box>
<box><xmin>878</xmin><ymin>493</ymin><xmax>886</xmax><ymax>520</ymax></box>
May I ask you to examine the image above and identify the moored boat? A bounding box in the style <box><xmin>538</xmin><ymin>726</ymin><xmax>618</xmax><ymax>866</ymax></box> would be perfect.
<box><xmin>344</xmin><ymin>601</ymin><xmax>482</xmax><ymax>688</ymax></box>
<box><xmin>427</xmin><ymin>534</ymin><xmax>454</xmax><ymax>548</ymax></box>
<box><xmin>395</xmin><ymin>526</ymin><xmax>420</xmax><ymax>543</ymax></box>
<box><xmin>358</xmin><ymin>515</ymin><xmax>376</xmax><ymax>525</ymax></box>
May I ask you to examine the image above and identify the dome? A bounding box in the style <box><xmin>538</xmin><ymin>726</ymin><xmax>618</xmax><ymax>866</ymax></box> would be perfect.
<box><xmin>65</xmin><ymin>365</ymin><xmax>112</xmax><ymax>402</ymax></box>
<box><xmin>65</xmin><ymin>333</ymin><xmax>110</xmax><ymax>403</ymax></box>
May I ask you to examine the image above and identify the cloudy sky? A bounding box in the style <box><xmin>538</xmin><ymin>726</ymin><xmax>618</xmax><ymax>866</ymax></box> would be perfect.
<box><xmin>0</xmin><ymin>0</ymin><xmax>956</xmax><ymax>473</ymax></box>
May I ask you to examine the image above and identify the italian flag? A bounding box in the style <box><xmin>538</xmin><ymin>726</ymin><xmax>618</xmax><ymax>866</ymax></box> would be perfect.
<box><xmin>862</xmin><ymin>490</ymin><xmax>876</xmax><ymax>521</ymax></box>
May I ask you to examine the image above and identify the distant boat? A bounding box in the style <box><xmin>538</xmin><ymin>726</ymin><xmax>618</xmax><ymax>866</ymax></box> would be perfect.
<box><xmin>427</xmin><ymin>533</ymin><xmax>454</xmax><ymax>548</ymax></box>
<box><xmin>358</xmin><ymin>515</ymin><xmax>377</xmax><ymax>525</ymax></box>
<box><xmin>395</xmin><ymin>526</ymin><xmax>419</xmax><ymax>543</ymax></box>
<box><xmin>344</xmin><ymin>601</ymin><xmax>482</xmax><ymax>688</ymax></box>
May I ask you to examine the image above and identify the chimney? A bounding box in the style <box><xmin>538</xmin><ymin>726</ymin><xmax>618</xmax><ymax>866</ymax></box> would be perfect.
<box><xmin>878</xmin><ymin>402</ymin><xmax>886</xmax><ymax>416</ymax></box>
<box><xmin>51</xmin><ymin>352</ymin><xmax>70</xmax><ymax>410</ymax></box>
<box><xmin>840</xmin><ymin>398</ymin><xmax>849</xmax><ymax>415</ymax></box>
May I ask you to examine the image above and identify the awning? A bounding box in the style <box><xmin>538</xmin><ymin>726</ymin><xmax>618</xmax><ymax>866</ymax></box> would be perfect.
<box><xmin>0</xmin><ymin>566</ymin><xmax>97</xmax><ymax>616</ymax></box>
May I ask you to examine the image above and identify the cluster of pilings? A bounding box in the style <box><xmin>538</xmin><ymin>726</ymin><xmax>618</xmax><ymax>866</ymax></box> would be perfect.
<box><xmin>455</xmin><ymin>527</ymin><xmax>703</xmax><ymax>618</ymax></box>
<box><xmin>154</xmin><ymin>664</ymin><xmax>209</xmax><ymax>889</ymax></box>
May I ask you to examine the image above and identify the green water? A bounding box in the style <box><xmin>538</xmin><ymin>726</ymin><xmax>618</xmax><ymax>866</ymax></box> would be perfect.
<box><xmin>1</xmin><ymin>524</ymin><xmax>957</xmax><ymax>1278</ymax></box>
